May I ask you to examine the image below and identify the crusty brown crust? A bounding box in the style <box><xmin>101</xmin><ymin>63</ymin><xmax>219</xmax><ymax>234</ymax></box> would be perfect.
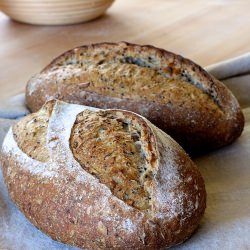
<box><xmin>25</xmin><ymin>42</ymin><xmax>244</xmax><ymax>153</ymax></box>
<box><xmin>1</xmin><ymin>100</ymin><xmax>206</xmax><ymax>249</ymax></box>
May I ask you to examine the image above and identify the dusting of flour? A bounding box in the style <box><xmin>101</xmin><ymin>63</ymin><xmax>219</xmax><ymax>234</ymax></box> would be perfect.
<box><xmin>0</xmin><ymin>167</ymin><xmax>80</xmax><ymax>250</ymax></box>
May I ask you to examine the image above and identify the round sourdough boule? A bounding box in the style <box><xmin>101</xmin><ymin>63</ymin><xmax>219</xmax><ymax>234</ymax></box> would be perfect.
<box><xmin>1</xmin><ymin>100</ymin><xmax>206</xmax><ymax>249</ymax></box>
<box><xmin>25</xmin><ymin>41</ymin><xmax>244</xmax><ymax>153</ymax></box>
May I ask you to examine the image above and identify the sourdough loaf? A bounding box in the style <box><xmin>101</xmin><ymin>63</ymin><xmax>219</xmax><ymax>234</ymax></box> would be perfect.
<box><xmin>26</xmin><ymin>42</ymin><xmax>244</xmax><ymax>153</ymax></box>
<box><xmin>1</xmin><ymin>100</ymin><xmax>206</xmax><ymax>249</ymax></box>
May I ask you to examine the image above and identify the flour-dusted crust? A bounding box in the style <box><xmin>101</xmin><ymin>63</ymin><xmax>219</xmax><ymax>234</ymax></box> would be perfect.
<box><xmin>1</xmin><ymin>100</ymin><xmax>206</xmax><ymax>249</ymax></box>
<box><xmin>25</xmin><ymin>42</ymin><xmax>244</xmax><ymax>153</ymax></box>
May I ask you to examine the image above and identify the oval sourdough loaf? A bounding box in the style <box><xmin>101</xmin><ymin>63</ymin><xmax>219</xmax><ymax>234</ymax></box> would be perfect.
<box><xmin>1</xmin><ymin>100</ymin><xmax>206</xmax><ymax>250</ymax></box>
<box><xmin>25</xmin><ymin>42</ymin><xmax>244</xmax><ymax>153</ymax></box>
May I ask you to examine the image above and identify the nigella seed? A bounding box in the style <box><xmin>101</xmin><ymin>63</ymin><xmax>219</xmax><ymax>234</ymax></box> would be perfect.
<box><xmin>97</xmin><ymin>60</ymin><xmax>105</xmax><ymax>65</ymax></box>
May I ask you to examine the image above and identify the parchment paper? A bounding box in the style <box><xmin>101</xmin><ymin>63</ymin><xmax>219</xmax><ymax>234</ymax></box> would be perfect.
<box><xmin>0</xmin><ymin>54</ymin><xmax>250</xmax><ymax>250</ymax></box>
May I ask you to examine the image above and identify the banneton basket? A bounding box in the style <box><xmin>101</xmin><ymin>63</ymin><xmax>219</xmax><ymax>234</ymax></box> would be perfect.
<box><xmin>0</xmin><ymin>0</ymin><xmax>114</xmax><ymax>25</ymax></box>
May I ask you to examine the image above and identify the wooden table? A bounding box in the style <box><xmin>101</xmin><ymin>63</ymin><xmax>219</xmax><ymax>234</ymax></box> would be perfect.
<box><xmin>1</xmin><ymin>0</ymin><xmax>250</xmax><ymax>100</ymax></box>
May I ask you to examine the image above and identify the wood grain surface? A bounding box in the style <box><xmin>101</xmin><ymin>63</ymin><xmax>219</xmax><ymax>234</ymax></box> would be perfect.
<box><xmin>0</xmin><ymin>0</ymin><xmax>250</xmax><ymax>100</ymax></box>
